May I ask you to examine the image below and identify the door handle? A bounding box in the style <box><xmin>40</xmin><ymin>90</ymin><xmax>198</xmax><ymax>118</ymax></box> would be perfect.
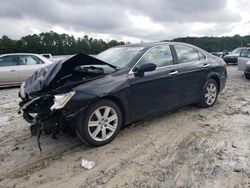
<box><xmin>169</xmin><ymin>70</ymin><xmax>179</xmax><ymax>76</ymax></box>
<box><xmin>10</xmin><ymin>70</ymin><xmax>16</xmax><ymax>72</ymax></box>
<box><xmin>203</xmin><ymin>63</ymin><xmax>209</xmax><ymax>68</ymax></box>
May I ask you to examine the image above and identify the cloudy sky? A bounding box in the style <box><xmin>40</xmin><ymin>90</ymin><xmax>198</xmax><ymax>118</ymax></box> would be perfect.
<box><xmin>0</xmin><ymin>0</ymin><xmax>250</xmax><ymax>42</ymax></box>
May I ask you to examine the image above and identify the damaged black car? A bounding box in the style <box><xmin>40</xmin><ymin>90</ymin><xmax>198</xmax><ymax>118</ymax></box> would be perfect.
<box><xmin>19</xmin><ymin>42</ymin><xmax>227</xmax><ymax>146</ymax></box>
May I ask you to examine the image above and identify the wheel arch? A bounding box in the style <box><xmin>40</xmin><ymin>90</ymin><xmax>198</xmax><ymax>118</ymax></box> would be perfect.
<box><xmin>208</xmin><ymin>74</ymin><xmax>220</xmax><ymax>92</ymax></box>
<box><xmin>100</xmin><ymin>95</ymin><xmax>127</xmax><ymax>126</ymax></box>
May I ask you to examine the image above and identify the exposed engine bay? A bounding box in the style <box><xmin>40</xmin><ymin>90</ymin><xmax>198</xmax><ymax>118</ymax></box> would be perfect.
<box><xmin>51</xmin><ymin>65</ymin><xmax>106</xmax><ymax>89</ymax></box>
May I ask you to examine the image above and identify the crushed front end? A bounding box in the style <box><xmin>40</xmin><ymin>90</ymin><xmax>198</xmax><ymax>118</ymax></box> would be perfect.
<box><xmin>19</xmin><ymin>90</ymin><xmax>76</xmax><ymax>139</ymax></box>
<box><xmin>18</xmin><ymin>53</ymin><xmax>117</xmax><ymax>150</ymax></box>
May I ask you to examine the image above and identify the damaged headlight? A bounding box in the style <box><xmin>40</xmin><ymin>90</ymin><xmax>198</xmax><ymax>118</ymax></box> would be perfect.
<box><xmin>50</xmin><ymin>91</ymin><xmax>75</xmax><ymax>110</ymax></box>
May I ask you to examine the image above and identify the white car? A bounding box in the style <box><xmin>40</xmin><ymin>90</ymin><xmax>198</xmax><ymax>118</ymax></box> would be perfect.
<box><xmin>0</xmin><ymin>53</ymin><xmax>53</xmax><ymax>87</ymax></box>
<box><xmin>238</xmin><ymin>48</ymin><xmax>250</xmax><ymax>79</ymax></box>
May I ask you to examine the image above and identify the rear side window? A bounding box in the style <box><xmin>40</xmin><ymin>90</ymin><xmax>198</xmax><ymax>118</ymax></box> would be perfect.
<box><xmin>19</xmin><ymin>55</ymin><xmax>44</xmax><ymax>65</ymax></box>
<box><xmin>240</xmin><ymin>49</ymin><xmax>250</xmax><ymax>58</ymax></box>
<box><xmin>0</xmin><ymin>56</ymin><xmax>18</xmax><ymax>67</ymax></box>
<box><xmin>174</xmin><ymin>45</ymin><xmax>200</xmax><ymax>63</ymax></box>
<box><xmin>137</xmin><ymin>45</ymin><xmax>173</xmax><ymax>68</ymax></box>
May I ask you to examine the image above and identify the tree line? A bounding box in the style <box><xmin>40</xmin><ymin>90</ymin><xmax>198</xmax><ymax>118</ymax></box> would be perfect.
<box><xmin>1</xmin><ymin>31</ymin><xmax>250</xmax><ymax>55</ymax></box>
<box><xmin>0</xmin><ymin>31</ymin><xmax>125</xmax><ymax>55</ymax></box>
<box><xmin>170</xmin><ymin>34</ymin><xmax>250</xmax><ymax>52</ymax></box>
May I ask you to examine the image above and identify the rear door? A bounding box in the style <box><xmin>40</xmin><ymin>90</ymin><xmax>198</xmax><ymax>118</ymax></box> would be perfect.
<box><xmin>17</xmin><ymin>55</ymin><xmax>45</xmax><ymax>82</ymax></box>
<box><xmin>173</xmin><ymin>44</ymin><xmax>209</xmax><ymax>103</ymax></box>
<box><xmin>0</xmin><ymin>55</ymin><xmax>19</xmax><ymax>85</ymax></box>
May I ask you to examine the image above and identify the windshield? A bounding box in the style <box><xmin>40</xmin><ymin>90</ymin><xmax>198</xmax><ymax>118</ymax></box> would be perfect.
<box><xmin>231</xmin><ymin>48</ymin><xmax>242</xmax><ymax>54</ymax></box>
<box><xmin>95</xmin><ymin>47</ymin><xmax>144</xmax><ymax>68</ymax></box>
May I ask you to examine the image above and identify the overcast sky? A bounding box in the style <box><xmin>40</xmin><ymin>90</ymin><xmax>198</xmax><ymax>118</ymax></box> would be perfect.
<box><xmin>0</xmin><ymin>0</ymin><xmax>250</xmax><ymax>42</ymax></box>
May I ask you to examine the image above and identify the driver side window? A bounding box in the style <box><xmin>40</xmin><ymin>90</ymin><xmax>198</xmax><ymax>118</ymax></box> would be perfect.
<box><xmin>137</xmin><ymin>45</ymin><xmax>173</xmax><ymax>68</ymax></box>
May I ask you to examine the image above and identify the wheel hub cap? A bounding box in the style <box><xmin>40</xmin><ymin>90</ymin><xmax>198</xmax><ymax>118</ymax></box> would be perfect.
<box><xmin>205</xmin><ymin>83</ymin><xmax>217</xmax><ymax>105</ymax></box>
<box><xmin>88</xmin><ymin>106</ymin><xmax>118</xmax><ymax>142</ymax></box>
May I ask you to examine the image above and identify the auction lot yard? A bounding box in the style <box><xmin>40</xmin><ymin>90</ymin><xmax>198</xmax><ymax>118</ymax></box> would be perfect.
<box><xmin>0</xmin><ymin>66</ymin><xmax>249</xmax><ymax>187</ymax></box>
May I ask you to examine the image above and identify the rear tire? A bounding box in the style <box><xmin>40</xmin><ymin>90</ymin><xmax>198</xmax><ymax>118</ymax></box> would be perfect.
<box><xmin>198</xmin><ymin>79</ymin><xmax>218</xmax><ymax>108</ymax></box>
<box><xmin>76</xmin><ymin>99</ymin><xmax>122</xmax><ymax>146</ymax></box>
<box><xmin>244</xmin><ymin>72</ymin><xmax>250</xmax><ymax>79</ymax></box>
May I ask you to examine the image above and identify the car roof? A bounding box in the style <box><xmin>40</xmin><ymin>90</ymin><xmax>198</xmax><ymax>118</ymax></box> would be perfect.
<box><xmin>113</xmin><ymin>41</ymin><xmax>210</xmax><ymax>56</ymax></box>
<box><xmin>114</xmin><ymin>42</ymin><xmax>208</xmax><ymax>51</ymax></box>
<box><xmin>0</xmin><ymin>53</ymin><xmax>53</xmax><ymax>63</ymax></box>
<box><xmin>0</xmin><ymin>53</ymin><xmax>43</xmax><ymax>57</ymax></box>
<box><xmin>118</xmin><ymin>42</ymin><xmax>173</xmax><ymax>48</ymax></box>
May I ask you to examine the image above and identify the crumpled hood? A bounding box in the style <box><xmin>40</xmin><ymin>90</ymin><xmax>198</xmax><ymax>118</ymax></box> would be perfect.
<box><xmin>24</xmin><ymin>53</ymin><xmax>115</xmax><ymax>95</ymax></box>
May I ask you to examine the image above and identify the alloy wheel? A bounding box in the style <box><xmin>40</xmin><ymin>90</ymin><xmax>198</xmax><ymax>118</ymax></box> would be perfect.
<box><xmin>88</xmin><ymin>106</ymin><xmax>118</xmax><ymax>141</ymax></box>
<box><xmin>205</xmin><ymin>83</ymin><xmax>217</xmax><ymax>105</ymax></box>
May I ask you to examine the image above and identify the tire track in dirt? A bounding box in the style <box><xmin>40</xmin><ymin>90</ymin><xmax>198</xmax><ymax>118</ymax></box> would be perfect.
<box><xmin>0</xmin><ymin>142</ymin><xmax>85</xmax><ymax>182</ymax></box>
<box><xmin>0</xmin><ymin>66</ymin><xmax>249</xmax><ymax>188</ymax></box>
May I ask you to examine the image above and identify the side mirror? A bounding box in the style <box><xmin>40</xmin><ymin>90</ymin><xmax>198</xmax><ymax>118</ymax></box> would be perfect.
<box><xmin>133</xmin><ymin>63</ymin><xmax>156</xmax><ymax>77</ymax></box>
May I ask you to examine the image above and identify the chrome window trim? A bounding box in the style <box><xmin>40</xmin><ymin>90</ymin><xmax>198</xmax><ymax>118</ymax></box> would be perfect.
<box><xmin>128</xmin><ymin>44</ymin><xmax>208</xmax><ymax>75</ymax></box>
<box><xmin>128</xmin><ymin>44</ymin><xmax>175</xmax><ymax>74</ymax></box>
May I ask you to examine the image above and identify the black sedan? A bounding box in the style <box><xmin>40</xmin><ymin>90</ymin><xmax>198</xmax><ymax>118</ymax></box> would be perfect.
<box><xmin>19</xmin><ymin>42</ymin><xmax>227</xmax><ymax>146</ymax></box>
<box><xmin>223</xmin><ymin>47</ymin><xmax>247</xmax><ymax>64</ymax></box>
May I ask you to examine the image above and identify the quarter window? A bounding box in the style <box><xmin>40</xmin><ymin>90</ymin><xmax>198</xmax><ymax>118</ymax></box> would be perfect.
<box><xmin>137</xmin><ymin>46</ymin><xmax>173</xmax><ymax>68</ymax></box>
<box><xmin>198</xmin><ymin>52</ymin><xmax>206</xmax><ymax>60</ymax></box>
<box><xmin>175</xmin><ymin>45</ymin><xmax>200</xmax><ymax>63</ymax></box>
<box><xmin>19</xmin><ymin>55</ymin><xmax>44</xmax><ymax>65</ymax></box>
<box><xmin>0</xmin><ymin>56</ymin><xmax>18</xmax><ymax>67</ymax></box>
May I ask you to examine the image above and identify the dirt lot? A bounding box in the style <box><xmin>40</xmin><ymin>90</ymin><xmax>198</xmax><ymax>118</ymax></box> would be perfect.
<box><xmin>0</xmin><ymin>66</ymin><xmax>249</xmax><ymax>188</ymax></box>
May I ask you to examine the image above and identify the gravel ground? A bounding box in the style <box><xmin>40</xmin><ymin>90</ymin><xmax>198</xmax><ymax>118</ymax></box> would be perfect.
<box><xmin>0</xmin><ymin>66</ymin><xmax>249</xmax><ymax>188</ymax></box>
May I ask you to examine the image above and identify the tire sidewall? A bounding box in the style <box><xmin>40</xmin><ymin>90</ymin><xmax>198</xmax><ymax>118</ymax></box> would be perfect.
<box><xmin>244</xmin><ymin>73</ymin><xmax>250</xmax><ymax>79</ymax></box>
<box><xmin>77</xmin><ymin>99</ymin><xmax>122</xmax><ymax>146</ymax></box>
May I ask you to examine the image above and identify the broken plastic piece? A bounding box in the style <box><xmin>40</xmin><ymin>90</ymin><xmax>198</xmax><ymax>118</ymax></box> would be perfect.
<box><xmin>81</xmin><ymin>159</ymin><xmax>95</xmax><ymax>170</ymax></box>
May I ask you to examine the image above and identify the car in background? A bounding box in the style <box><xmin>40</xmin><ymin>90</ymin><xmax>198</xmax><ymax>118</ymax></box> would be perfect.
<box><xmin>238</xmin><ymin>48</ymin><xmax>250</xmax><ymax>79</ymax></box>
<box><xmin>211</xmin><ymin>50</ymin><xmax>228</xmax><ymax>58</ymax></box>
<box><xmin>40</xmin><ymin>53</ymin><xmax>52</xmax><ymax>60</ymax></box>
<box><xmin>223</xmin><ymin>47</ymin><xmax>247</xmax><ymax>64</ymax></box>
<box><xmin>52</xmin><ymin>55</ymin><xmax>73</xmax><ymax>62</ymax></box>
<box><xmin>0</xmin><ymin>53</ymin><xmax>53</xmax><ymax>87</ymax></box>
<box><xmin>19</xmin><ymin>42</ymin><xmax>227</xmax><ymax>146</ymax></box>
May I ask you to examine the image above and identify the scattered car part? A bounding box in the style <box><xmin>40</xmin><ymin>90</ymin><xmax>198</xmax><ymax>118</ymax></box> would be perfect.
<box><xmin>81</xmin><ymin>159</ymin><xmax>95</xmax><ymax>170</ymax></box>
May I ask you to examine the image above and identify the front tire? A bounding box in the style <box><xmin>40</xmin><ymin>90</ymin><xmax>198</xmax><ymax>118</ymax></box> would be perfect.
<box><xmin>198</xmin><ymin>79</ymin><xmax>218</xmax><ymax>108</ymax></box>
<box><xmin>76</xmin><ymin>99</ymin><xmax>122</xmax><ymax>146</ymax></box>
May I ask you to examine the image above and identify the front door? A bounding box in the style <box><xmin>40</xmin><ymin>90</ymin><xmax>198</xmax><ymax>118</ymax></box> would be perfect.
<box><xmin>128</xmin><ymin>45</ymin><xmax>181</xmax><ymax>121</ymax></box>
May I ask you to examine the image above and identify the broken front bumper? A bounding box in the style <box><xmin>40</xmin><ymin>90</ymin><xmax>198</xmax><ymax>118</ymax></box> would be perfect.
<box><xmin>19</xmin><ymin>95</ymin><xmax>75</xmax><ymax>135</ymax></box>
